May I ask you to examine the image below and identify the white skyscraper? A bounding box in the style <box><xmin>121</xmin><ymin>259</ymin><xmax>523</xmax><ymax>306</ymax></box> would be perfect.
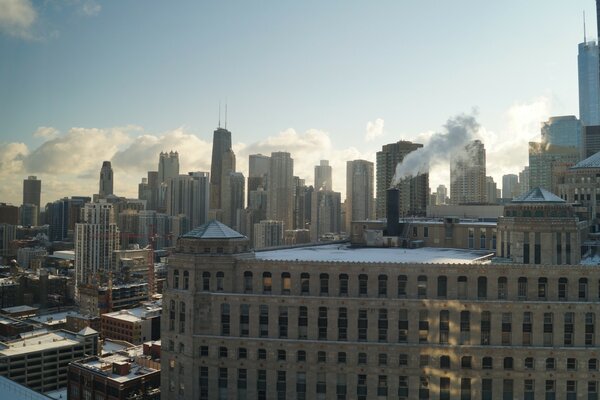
<box><xmin>345</xmin><ymin>160</ymin><xmax>374</xmax><ymax>230</ymax></box>
<box><xmin>579</xmin><ymin>40</ymin><xmax>600</xmax><ymax>126</ymax></box>
<box><xmin>267</xmin><ymin>152</ymin><xmax>294</xmax><ymax>229</ymax></box>
<box><xmin>158</xmin><ymin>151</ymin><xmax>180</xmax><ymax>184</ymax></box>
<box><xmin>314</xmin><ymin>160</ymin><xmax>332</xmax><ymax>191</ymax></box>
<box><xmin>75</xmin><ymin>202</ymin><xmax>120</xmax><ymax>288</ymax></box>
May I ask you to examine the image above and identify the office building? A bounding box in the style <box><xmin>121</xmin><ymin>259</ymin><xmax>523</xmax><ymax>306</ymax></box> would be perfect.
<box><xmin>528</xmin><ymin>142</ymin><xmax>580</xmax><ymax>192</ymax></box>
<box><xmin>502</xmin><ymin>174</ymin><xmax>519</xmax><ymax>199</ymax></box>
<box><xmin>541</xmin><ymin>116</ymin><xmax>582</xmax><ymax>149</ymax></box>
<box><xmin>346</xmin><ymin>160</ymin><xmax>375</xmax><ymax>230</ymax></box>
<box><xmin>311</xmin><ymin>189</ymin><xmax>342</xmax><ymax>242</ymax></box>
<box><xmin>74</xmin><ymin>202</ymin><xmax>120</xmax><ymax>288</ymax></box>
<box><xmin>376</xmin><ymin>141</ymin><xmax>427</xmax><ymax>218</ymax></box>
<box><xmin>158</xmin><ymin>151</ymin><xmax>179</xmax><ymax>183</ymax></box>
<box><xmin>248</xmin><ymin>154</ymin><xmax>270</xmax><ymax>206</ymax></box>
<box><xmin>98</xmin><ymin>161</ymin><xmax>114</xmax><ymax>198</ymax></box>
<box><xmin>267</xmin><ymin>152</ymin><xmax>294</xmax><ymax>229</ymax></box>
<box><xmin>210</xmin><ymin>127</ymin><xmax>233</xmax><ymax>211</ymax></box>
<box><xmin>19</xmin><ymin>203</ymin><xmax>38</xmax><ymax>226</ymax></box>
<box><xmin>0</xmin><ymin>204</ymin><xmax>18</xmax><ymax>225</ymax></box>
<box><xmin>22</xmin><ymin>176</ymin><xmax>41</xmax><ymax>209</ymax></box>
<box><xmin>436</xmin><ymin>185</ymin><xmax>448</xmax><ymax>205</ymax></box>
<box><xmin>293</xmin><ymin>178</ymin><xmax>312</xmax><ymax>231</ymax></box>
<box><xmin>485</xmin><ymin>176</ymin><xmax>498</xmax><ymax>204</ymax></box>
<box><xmin>450</xmin><ymin>140</ymin><xmax>486</xmax><ymax>204</ymax></box>
<box><xmin>579</xmin><ymin>40</ymin><xmax>600</xmax><ymax>126</ymax></box>
<box><xmin>166</xmin><ymin>172</ymin><xmax>210</xmax><ymax>230</ymax></box>
<box><xmin>558</xmin><ymin>150</ymin><xmax>600</xmax><ymax>225</ymax></box>
<box><xmin>101</xmin><ymin>303</ymin><xmax>161</xmax><ymax>344</ymax></box>
<box><xmin>314</xmin><ymin>160</ymin><xmax>332</xmax><ymax>191</ymax></box>
<box><xmin>253</xmin><ymin>220</ymin><xmax>284</xmax><ymax>249</ymax></box>
<box><xmin>582</xmin><ymin>125</ymin><xmax>600</xmax><ymax>159</ymax></box>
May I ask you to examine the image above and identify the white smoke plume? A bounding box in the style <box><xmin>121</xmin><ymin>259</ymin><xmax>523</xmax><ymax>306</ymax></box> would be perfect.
<box><xmin>391</xmin><ymin>113</ymin><xmax>480</xmax><ymax>186</ymax></box>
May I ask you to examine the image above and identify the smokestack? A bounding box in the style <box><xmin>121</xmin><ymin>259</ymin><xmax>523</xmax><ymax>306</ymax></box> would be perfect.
<box><xmin>386</xmin><ymin>188</ymin><xmax>400</xmax><ymax>236</ymax></box>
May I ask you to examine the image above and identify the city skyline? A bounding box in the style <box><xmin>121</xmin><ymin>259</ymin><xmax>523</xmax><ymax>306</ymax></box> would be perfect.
<box><xmin>0</xmin><ymin>0</ymin><xmax>596</xmax><ymax>205</ymax></box>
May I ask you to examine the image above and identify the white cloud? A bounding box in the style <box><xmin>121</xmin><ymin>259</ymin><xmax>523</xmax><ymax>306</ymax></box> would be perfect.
<box><xmin>81</xmin><ymin>1</ymin><xmax>101</xmax><ymax>16</ymax></box>
<box><xmin>365</xmin><ymin>118</ymin><xmax>384</xmax><ymax>142</ymax></box>
<box><xmin>33</xmin><ymin>126</ymin><xmax>59</xmax><ymax>139</ymax></box>
<box><xmin>0</xmin><ymin>0</ymin><xmax>37</xmax><ymax>39</ymax></box>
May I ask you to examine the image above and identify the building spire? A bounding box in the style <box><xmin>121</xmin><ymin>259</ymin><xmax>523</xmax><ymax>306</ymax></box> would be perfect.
<box><xmin>584</xmin><ymin>10</ymin><xmax>587</xmax><ymax>43</ymax></box>
<box><xmin>225</xmin><ymin>102</ymin><xmax>228</xmax><ymax>129</ymax></box>
<box><xmin>218</xmin><ymin>101</ymin><xmax>221</xmax><ymax>128</ymax></box>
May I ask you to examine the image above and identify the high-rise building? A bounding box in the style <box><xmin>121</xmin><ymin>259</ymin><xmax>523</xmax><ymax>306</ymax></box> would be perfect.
<box><xmin>267</xmin><ymin>152</ymin><xmax>294</xmax><ymax>229</ymax></box>
<box><xmin>47</xmin><ymin>196</ymin><xmax>89</xmax><ymax>242</ymax></box>
<box><xmin>210</xmin><ymin>127</ymin><xmax>233</xmax><ymax>211</ymax></box>
<box><xmin>345</xmin><ymin>160</ymin><xmax>374</xmax><ymax>229</ymax></box>
<box><xmin>293</xmin><ymin>178</ymin><xmax>312</xmax><ymax>230</ymax></box>
<box><xmin>485</xmin><ymin>176</ymin><xmax>497</xmax><ymax>204</ymax></box>
<box><xmin>222</xmin><ymin>171</ymin><xmax>245</xmax><ymax>231</ymax></box>
<box><xmin>541</xmin><ymin>116</ymin><xmax>582</xmax><ymax>149</ymax></box>
<box><xmin>0</xmin><ymin>203</ymin><xmax>19</xmax><ymax>225</ymax></box>
<box><xmin>436</xmin><ymin>184</ymin><xmax>448</xmax><ymax>205</ymax></box>
<box><xmin>248</xmin><ymin>154</ymin><xmax>270</xmax><ymax>206</ymax></box>
<box><xmin>99</xmin><ymin>161</ymin><xmax>114</xmax><ymax>198</ymax></box>
<box><xmin>519</xmin><ymin>166</ymin><xmax>530</xmax><ymax>195</ymax></box>
<box><xmin>450</xmin><ymin>140</ymin><xmax>486</xmax><ymax>204</ymax></box>
<box><xmin>310</xmin><ymin>189</ymin><xmax>341</xmax><ymax>241</ymax></box>
<box><xmin>502</xmin><ymin>174</ymin><xmax>519</xmax><ymax>199</ymax></box>
<box><xmin>166</xmin><ymin>172</ymin><xmax>210</xmax><ymax>230</ymax></box>
<box><xmin>22</xmin><ymin>175</ymin><xmax>41</xmax><ymax>209</ymax></box>
<box><xmin>158</xmin><ymin>151</ymin><xmax>179</xmax><ymax>183</ymax></box>
<box><xmin>314</xmin><ymin>160</ymin><xmax>332</xmax><ymax>191</ymax></box>
<box><xmin>579</xmin><ymin>40</ymin><xmax>600</xmax><ymax>126</ymax></box>
<box><xmin>376</xmin><ymin>141</ymin><xmax>426</xmax><ymax>218</ymax></box>
<box><xmin>528</xmin><ymin>142</ymin><xmax>580</xmax><ymax>192</ymax></box>
<box><xmin>253</xmin><ymin>220</ymin><xmax>284</xmax><ymax>249</ymax></box>
<box><xmin>582</xmin><ymin>125</ymin><xmax>600</xmax><ymax>159</ymax></box>
<box><xmin>19</xmin><ymin>203</ymin><xmax>38</xmax><ymax>226</ymax></box>
<box><xmin>74</xmin><ymin>201</ymin><xmax>120</xmax><ymax>288</ymax></box>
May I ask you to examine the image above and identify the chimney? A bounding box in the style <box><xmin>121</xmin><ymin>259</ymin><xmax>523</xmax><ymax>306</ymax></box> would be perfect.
<box><xmin>386</xmin><ymin>188</ymin><xmax>400</xmax><ymax>236</ymax></box>
<box><xmin>112</xmin><ymin>361</ymin><xmax>131</xmax><ymax>376</ymax></box>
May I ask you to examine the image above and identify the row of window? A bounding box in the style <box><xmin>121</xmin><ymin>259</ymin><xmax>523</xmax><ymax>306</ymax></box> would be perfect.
<box><xmin>195</xmin><ymin>367</ymin><xmax>600</xmax><ymax>400</ymax></box>
<box><xmin>177</xmin><ymin>269</ymin><xmax>600</xmax><ymax>301</ymax></box>
<box><xmin>209</xmin><ymin>304</ymin><xmax>597</xmax><ymax>347</ymax></box>
<box><xmin>200</xmin><ymin>345</ymin><xmax>600</xmax><ymax>372</ymax></box>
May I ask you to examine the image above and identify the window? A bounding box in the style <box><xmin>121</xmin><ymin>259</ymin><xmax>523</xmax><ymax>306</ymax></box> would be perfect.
<box><xmin>278</xmin><ymin>306</ymin><xmax>288</xmax><ymax>338</ymax></box>
<box><xmin>298</xmin><ymin>306</ymin><xmax>307</xmax><ymax>339</ymax></box>
<box><xmin>202</xmin><ymin>271</ymin><xmax>210</xmax><ymax>291</ymax></box>
<box><xmin>378</xmin><ymin>353</ymin><xmax>387</xmax><ymax>366</ymax></box>
<box><xmin>318</xmin><ymin>307</ymin><xmax>328</xmax><ymax>340</ymax></box>
<box><xmin>300</xmin><ymin>273</ymin><xmax>310</xmax><ymax>295</ymax></box>
<box><xmin>243</xmin><ymin>271</ymin><xmax>252</xmax><ymax>293</ymax></box>
<box><xmin>378</xmin><ymin>308</ymin><xmax>388</xmax><ymax>342</ymax></box>
<box><xmin>457</xmin><ymin>276</ymin><xmax>467</xmax><ymax>299</ymax></box>
<box><xmin>262</xmin><ymin>272</ymin><xmax>272</xmax><ymax>294</ymax></box>
<box><xmin>419</xmin><ymin>309</ymin><xmax>429</xmax><ymax>343</ymax></box>
<box><xmin>503</xmin><ymin>379</ymin><xmax>513</xmax><ymax>400</ymax></box>
<box><xmin>482</xmin><ymin>379</ymin><xmax>492</xmax><ymax>400</ymax></box>
<box><xmin>439</xmin><ymin>310</ymin><xmax>449</xmax><ymax>344</ymax></box>
<box><xmin>545</xmin><ymin>380</ymin><xmax>556</xmax><ymax>400</ymax></box>
<box><xmin>183</xmin><ymin>271</ymin><xmax>189</xmax><ymax>290</ymax></box>
<box><xmin>358</xmin><ymin>309</ymin><xmax>368</xmax><ymax>341</ymax></box>
<box><xmin>337</xmin><ymin>352</ymin><xmax>346</xmax><ymax>364</ymax></box>
<box><xmin>558</xmin><ymin>277</ymin><xmax>568</xmax><ymax>300</ymax></box>
<box><xmin>216</xmin><ymin>271</ymin><xmax>224</xmax><ymax>291</ymax></box>
<box><xmin>546</xmin><ymin>357</ymin><xmax>555</xmax><ymax>370</ymax></box>
<box><xmin>320</xmin><ymin>273</ymin><xmax>329</xmax><ymax>295</ymax></box>
<box><xmin>440</xmin><ymin>377</ymin><xmax>450</xmax><ymax>400</ymax></box>
<box><xmin>259</xmin><ymin>305</ymin><xmax>268</xmax><ymax>338</ymax></box>
<box><xmin>240</xmin><ymin>304</ymin><xmax>249</xmax><ymax>337</ymax></box>
<box><xmin>281</xmin><ymin>272</ymin><xmax>291</xmax><ymax>294</ymax></box>
<box><xmin>524</xmin><ymin>357</ymin><xmax>535</xmax><ymax>370</ymax></box>
<box><xmin>590</xmin><ymin>358</ymin><xmax>599</xmax><ymax>371</ymax></box>
<box><xmin>359</xmin><ymin>274</ymin><xmax>368</xmax><ymax>296</ymax></box>
<box><xmin>482</xmin><ymin>356</ymin><xmax>493</xmax><ymax>369</ymax></box>
<box><xmin>501</xmin><ymin>312</ymin><xmax>512</xmax><ymax>345</ymax></box>
<box><xmin>567</xmin><ymin>358</ymin><xmax>577</xmax><ymax>371</ymax></box>
<box><xmin>503</xmin><ymin>357</ymin><xmax>513</xmax><ymax>370</ymax></box>
<box><xmin>580</xmin><ymin>277</ymin><xmax>589</xmax><ymax>300</ymax></box>
<box><xmin>523</xmin><ymin>311</ymin><xmax>532</xmax><ymax>345</ymax></box>
<box><xmin>544</xmin><ymin>312</ymin><xmax>553</xmax><ymax>346</ymax></box>
<box><xmin>477</xmin><ymin>276</ymin><xmax>487</xmax><ymax>299</ymax></box>
<box><xmin>220</xmin><ymin>303</ymin><xmax>229</xmax><ymax>336</ymax></box>
<box><xmin>480</xmin><ymin>229</ymin><xmax>486</xmax><ymax>249</ymax></box>
<box><xmin>417</xmin><ymin>275</ymin><xmax>427</xmax><ymax>298</ymax></box>
<box><xmin>257</xmin><ymin>370</ymin><xmax>267</xmax><ymax>400</ymax></box>
<box><xmin>538</xmin><ymin>277</ymin><xmax>547</xmax><ymax>299</ymax></box>
<box><xmin>317</xmin><ymin>351</ymin><xmax>326</xmax><ymax>363</ymax></box>
<box><xmin>200</xmin><ymin>367</ymin><xmax>209</xmax><ymax>400</ymax></box>
<box><xmin>399</xmin><ymin>353</ymin><xmax>408</xmax><ymax>366</ymax></box>
<box><xmin>524</xmin><ymin>379</ymin><xmax>534</xmax><ymax>400</ymax></box>
<box><xmin>398</xmin><ymin>376</ymin><xmax>409</xmax><ymax>400</ymax></box>
<box><xmin>518</xmin><ymin>277</ymin><xmax>528</xmax><ymax>299</ymax></box>
<box><xmin>440</xmin><ymin>355</ymin><xmax>450</xmax><ymax>369</ymax></box>
<box><xmin>357</xmin><ymin>374</ymin><xmax>368</xmax><ymax>400</ymax></box>
<box><xmin>419</xmin><ymin>354</ymin><xmax>429</xmax><ymax>367</ymax></box>
<box><xmin>497</xmin><ymin>277</ymin><xmax>507</xmax><ymax>299</ymax></box>
<box><xmin>398</xmin><ymin>309</ymin><xmax>408</xmax><ymax>343</ymax></box>
<box><xmin>398</xmin><ymin>275</ymin><xmax>407</xmax><ymax>297</ymax></box>
<box><xmin>169</xmin><ymin>300</ymin><xmax>175</xmax><ymax>330</ymax></box>
<box><xmin>419</xmin><ymin>376</ymin><xmax>429</xmax><ymax>400</ymax></box>
<box><xmin>589</xmin><ymin>381</ymin><xmax>598</xmax><ymax>400</ymax></box>
<box><xmin>481</xmin><ymin>311</ymin><xmax>491</xmax><ymax>345</ymax></box>
<box><xmin>296</xmin><ymin>372</ymin><xmax>306</xmax><ymax>400</ymax></box>
<box><xmin>316</xmin><ymin>373</ymin><xmax>326</xmax><ymax>398</ymax></box>
<box><xmin>173</xmin><ymin>269</ymin><xmax>179</xmax><ymax>289</ymax></box>
<box><xmin>200</xmin><ymin>346</ymin><xmax>209</xmax><ymax>356</ymax></box>
<box><xmin>437</xmin><ymin>276</ymin><xmax>447</xmax><ymax>298</ymax></box>
<box><xmin>564</xmin><ymin>312</ymin><xmax>574</xmax><ymax>346</ymax></box>
<box><xmin>297</xmin><ymin>350</ymin><xmax>306</xmax><ymax>362</ymax></box>
<box><xmin>179</xmin><ymin>301</ymin><xmax>187</xmax><ymax>333</ymax></box>
<box><xmin>338</xmin><ymin>307</ymin><xmax>348</xmax><ymax>341</ymax></box>
<box><xmin>238</xmin><ymin>348</ymin><xmax>247</xmax><ymax>359</ymax></box>
<box><xmin>567</xmin><ymin>380</ymin><xmax>577</xmax><ymax>400</ymax></box>
<box><xmin>378</xmin><ymin>274</ymin><xmax>388</xmax><ymax>297</ymax></box>
<box><xmin>461</xmin><ymin>378</ymin><xmax>471</xmax><ymax>400</ymax></box>
<box><xmin>358</xmin><ymin>352</ymin><xmax>367</xmax><ymax>364</ymax></box>
<box><xmin>218</xmin><ymin>368</ymin><xmax>228</xmax><ymax>400</ymax></box>
<box><xmin>460</xmin><ymin>311</ymin><xmax>470</xmax><ymax>344</ymax></box>
<box><xmin>219</xmin><ymin>346</ymin><xmax>228</xmax><ymax>358</ymax></box>
<box><xmin>461</xmin><ymin>356</ymin><xmax>472</xmax><ymax>369</ymax></box>
<box><xmin>277</xmin><ymin>349</ymin><xmax>286</xmax><ymax>361</ymax></box>
<box><xmin>587</xmin><ymin>313</ymin><xmax>595</xmax><ymax>346</ymax></box>
<box><xmin>339</xmin><ymin>274</ymin><xmax>348</xmax><ymax>296</ymax></box>
<box><xmin>276</xmin><ymin>371</ymin><xmax>286</xmax><ymax>400</ymax></box>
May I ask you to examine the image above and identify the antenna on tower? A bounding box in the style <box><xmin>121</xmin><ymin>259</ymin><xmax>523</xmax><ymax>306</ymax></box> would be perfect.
<box><xmin>584</xmin><ymin>10</ymin><xmax>587</xmax><ymax>43</ymax></box>
<box><xmin>225</xmin><ymin>101</ymin><xmax>228</xmax><ymax>129</ymax></box>
<box><xmin>218</xmin><ymin>101</ymin><xmax>221</xmax><ymax>128</ymax></box>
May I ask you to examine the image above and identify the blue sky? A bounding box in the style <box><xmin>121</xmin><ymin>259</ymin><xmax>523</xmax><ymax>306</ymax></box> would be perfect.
<box><xmin>0</xmin><ymin>0</ymin><xmax>595</xmax><ymax>205</ymax></box>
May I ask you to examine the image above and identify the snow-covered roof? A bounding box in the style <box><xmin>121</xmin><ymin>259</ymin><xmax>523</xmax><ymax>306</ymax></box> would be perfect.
<box><xmin>181</xmin><ymin>220</ymin><xmax>245</xmax><ymax>239</ymax></box>
<box><xmin>511</xmin><ymin>187</ymin><xmax>565</xmax><ymax>203</ymax></box>
<box><xmin>255</xmin><ymin>244</ymin><xmax>492</xmax><ymax>264</ymax></box>
<box><xmin>571</xmin><ymin>151</ymin><xmax>600</xmax><ymax>169</ymax></box>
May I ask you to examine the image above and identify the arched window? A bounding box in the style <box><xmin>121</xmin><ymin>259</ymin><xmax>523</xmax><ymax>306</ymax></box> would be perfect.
<box><xmin>216</xmin><ymin>271</ymin><xmax>224</xmax><ymax>291</ymax></box>
<box><xmin>339</xmin><ymin>274</ymin><xmax>348</xmax><ymax>296</ymax></box>
<box><xmin>183</xmin><ymin>271</ymin><xmax>189</xmax><ymax>290</ymax></box>
<box><xmin>262</xmin><ymin>272</ymin><xmax>272</xmax><ymax>294</ymax></box>
<box><xmin>320</xmin><ymin>273</ymin><xmax>329</xmax><ymax>295</ymax></box>
<box><xmin>497</xmin><ymin>277</ymin><xmax>507</xmax><ymax>299</ymax></box>
<box><xmin>558</xmin><ymin>277</ymin><xmax>568</xmax><ymax>300</ymax></box>
<box><xmin>579</xmin><ymin>278</ymin><xmax>588</xmax><ymax>300</ymax></box>
<box><xmin>202</xmin><ymin>271</ymin><xmax>210</xmax><ymax>291</ymax></box>
<box><xmin>518</xmin><ymin>277</ymin><xmax>528</xmax><ymax>299</ymax></box>
<box><xmin>300</xmin><ymin>273</ymin><xmax>310</xmax><ymax>295</ymax></box>
<box><xmin>359</xmin><ymin>274</ymin><xmax>368</xmax><ymax>296</ymax></box>
<box><xmin>243</xmin><ymin>271</ymin><xmax>253</xmax><ymax>293</ymax></box>
<box><xmin>281</xmin><ymin>272</ymin><xmax>291</xmax><ymax>294</ymax></box>
<box><xmin>417</xmin><ymin>275</ymin><xmax>427</xmax><ymax>298</ymax></box>
<box><xmin>437</xmin><ymin>276</ymin><xmax>447</xmax><ymax>298</ymax></box>
<box><xmin>457</xmin><ymin>276</ymin><xmax>467</xmax><ymax>299</ymax></box>
<box><xmin>397</xmin><ymin>275</ymin><xmax>407</xmax><ymax>297</ymax></box>
<box><xmin>173</xmin><ymin>270</ymin><xmax>179</xmax><ymax>289</ymax></box>
<box><xmin>378</xmin><ymin>274</ymin><xmax>388</xmax><ymax>297</ymax></box>
<box><xmin>477</xmin><ymin>276</ymin><xmax>487</xmax><ymax>299</ymax></box>
<box><xmin>503</xmin><ymin>357</ymin><xmax>513</xmax><ymax>370</ymax></box>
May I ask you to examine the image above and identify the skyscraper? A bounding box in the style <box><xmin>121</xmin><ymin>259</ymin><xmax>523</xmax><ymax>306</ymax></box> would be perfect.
<box><xmin>267</xmin><ymin>152</ymin><xmax>294</xmax><ymax>229</ymax></box>
<box><xmin>166</xmin><ymin>172</ymin><xmax>210</xmax><ymax>230</ymax></box>
<box><xmin>314</xmin><ymin>160</ymin><xmax>332</xmax><ymax>191</ymax></box>
<box><xmin>376</xmin><ymin>140</ymin><xmax>425</xmax><ymax>218</ymax></box>
<box><xmin>578</xmin><ymin>40</ymin><xmax>600</xmax><ymax>126</ymax></box>
<box><xmin>528</xmin><ymin>142</ymin><xmax>580</xmax><ymax>193</ymax></box>
<box><xmin>248</xmin><ymin>154</ymin><xmax>270</xmax><ymax>206</ymax></box>
<box><xmin>99</xmin><ymin>161</ymin><xmax>114</xmax><ymax>198</ymax></box>
<box><xmin>450</xmin><ymin>140</ymin><xmax>486</xmax><ymax>204</ymax></box>
<box><xmin>158</xmin><ymin>151</ymin><xmax>179</xmax><ymax>183</ymax></box>
<box><xmin>74</xmin><ymin>201</ymin><xmax>120</xmax><ymax>288</ymax></box>
<box><xmin>436</xmin><ymin>184</ymin><xmax>448</xmax><ymax>205</ymax></box>
<box><xmin>502</xmin><ymin>174</ymin><xmax>519</xmax><ymax>199</ymax></box>
<box><xmin>541</xmin><ymin>116</ymin><xmax>582</xmax><ymax>149</ymax></box>
<box><xmin>22</xmin><ymin>175</ymin><xmax>41</xmax><ymax>208</ymax></box>
<box><xmin>310</xmin><ymin>189</ymin><xmax>341</xmax><ymax>241</ymax></box>
<box><xmin>345</xmin><ymin>160</ymin><xmax>374</xmax><ymax>230</ymax></box>
<box><xmin>485</xmin><ymin>176</ymin><xmax>498</xmax><ymax>204</ymax></box>
<box><xmin>210</xmin><ymin>127</ymin><xmax>233</xmax><ymax>211</ymax></box>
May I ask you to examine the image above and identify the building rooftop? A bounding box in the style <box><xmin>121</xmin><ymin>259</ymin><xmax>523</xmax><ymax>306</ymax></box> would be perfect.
<box><xmin>28</xmin><ymin>310</ymin><xmax>80</xmax><ymax>327</ymax></box>
<box><xmin>571</xmin><ymin>151</ymin><xmax>600</xmax><ymax>169</ymax></box>
<box><xmin>181</xmin><ymin>219</ymin><xmax>245</xmax><ymax>239</ymax></box>
<box><xmin>0</xmin><ymin>330</ymin><xmax>83</xmax><ymax>356</ymax></box>
<box><xmin>512</xmin><ymin>187</ymin><xmax>565</xmax><ymax>203</ymax></box>
<box><xmin>255</xmin><ymin>243</ymin><xmax>493</xmax><ymax>264</ymax></box>
<box><xmin>102</xmin><ymin>303</ymin><xmax>161</xmax><ymax>323</ymax></box>
<box><xmin>73</xmin><ymin>348</ymin><xmax>159</xmax><ymax>383</ymax></box>
<box><xmin>0</xmin><ymin>376</ymin><xmax>51</xmax><ymax>399</ymax></box>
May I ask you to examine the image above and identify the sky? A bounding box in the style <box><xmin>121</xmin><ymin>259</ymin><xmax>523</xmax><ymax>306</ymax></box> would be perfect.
<box><xmin>0</xmin><ymin>0</ymin><xmax>596</xmax><ymax>206</ymax></box>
